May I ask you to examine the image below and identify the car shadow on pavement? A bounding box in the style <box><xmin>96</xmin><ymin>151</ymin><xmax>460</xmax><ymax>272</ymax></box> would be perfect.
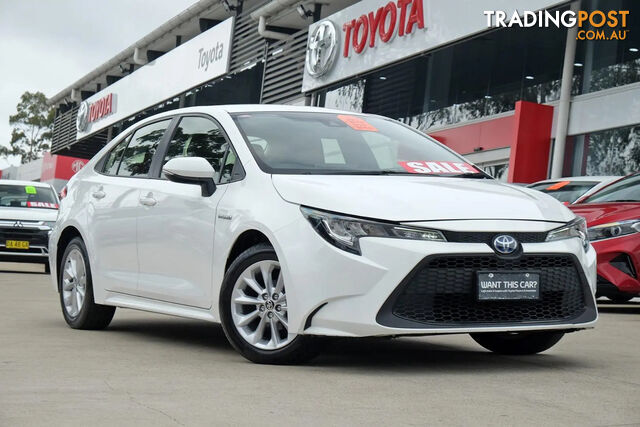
<box><xmin>105</xmin><ymin>317</ymin><xmax>588</xmax><ymax>371</ymax></box>
<box><xmin>310</xmin><ymin>336</ymin><xmax>588</xmax><ymax>372</ymax></box>
<box><xmin>597</xmin><ymin>301</ymin><xmax>640</xmax><ymax>315</ymax></box>
<box><xmin>106</xmin><ymin>318</ymin><xmax>236</xmax><ymax>354</ymax></box>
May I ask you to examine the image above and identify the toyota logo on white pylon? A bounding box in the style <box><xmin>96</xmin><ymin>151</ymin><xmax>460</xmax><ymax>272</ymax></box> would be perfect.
<box><xmin>76</xmin><ymin>101</ymin><xmax>89</xmax><ymax>132</ymax></box>
<box><xmin>306</xmin><ymin>21</ymin><xmax>338</xmax><ymax>77</ymax></box>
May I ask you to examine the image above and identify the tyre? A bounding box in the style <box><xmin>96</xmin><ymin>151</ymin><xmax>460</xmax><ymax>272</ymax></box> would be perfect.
<box><xmin>59</xmin><ymin>237</ymin><xmax>115</xmax><ymax>330</ymax></box>
<box><xmin>606</xmin><ymin>293</ymin><xmax>634</xmax><ymax>303</ymax></box>
<box><xmin>470</xmin><ymin>331</ymin><xmax>565</xmax><ymax>355</ymax></box>
<box><xmin>219</xmin><ymin>243</ymin><xmax>320</xmax><ymax>364</ymax></box>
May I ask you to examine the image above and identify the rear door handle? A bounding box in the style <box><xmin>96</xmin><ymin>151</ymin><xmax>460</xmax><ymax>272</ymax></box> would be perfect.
<box><xmin>139</xmin><ymin>194</ymin><xmax>157</xmax><ymax>207</ymax></box>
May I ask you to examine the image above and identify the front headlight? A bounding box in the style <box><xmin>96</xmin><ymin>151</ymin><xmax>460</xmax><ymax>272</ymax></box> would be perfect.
<box><xmin>587</xmin><ymin>219</ymin><xmax>640</xmax><ymax>241</ymax></box>
<box><xmin>546</xmin><ymin>216</ymin><xmax>588</xmax><ymax>250</ymax></box>
<box><xmin>301</xmin><ymin>207</ymin><xmax>446</xmax><ymax>255</ymax></box>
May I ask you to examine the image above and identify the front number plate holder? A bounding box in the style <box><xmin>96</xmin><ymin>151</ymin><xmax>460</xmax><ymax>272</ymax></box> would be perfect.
<box><xmin>477</xmin><ymin>271</ymin><xmax>540</xmax><ymax>301</ymax></box>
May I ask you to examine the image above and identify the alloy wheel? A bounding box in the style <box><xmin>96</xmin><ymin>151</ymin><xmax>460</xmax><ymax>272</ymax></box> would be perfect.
<box><xmin>230</xmin><ymin>260</ymin><xmax>290</xmax><ymax>350</ymax></box>
<box><xmin>61</xmin><ymin>248</ymin><xmax>87</xmax><ymax>318</ymax></box>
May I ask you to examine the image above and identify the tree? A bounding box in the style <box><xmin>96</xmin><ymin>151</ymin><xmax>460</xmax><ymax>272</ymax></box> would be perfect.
<box><xmin>0</xmin><ymin>91</ymin><xmax>55</xmax><ymax>164</ymax></box>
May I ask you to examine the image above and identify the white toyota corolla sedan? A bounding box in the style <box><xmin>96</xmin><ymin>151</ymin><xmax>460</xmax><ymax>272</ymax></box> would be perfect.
<box><xmin>49</xmin><ymin>105</ymin><xmax>598</xmax><ymax>364</ymax></box>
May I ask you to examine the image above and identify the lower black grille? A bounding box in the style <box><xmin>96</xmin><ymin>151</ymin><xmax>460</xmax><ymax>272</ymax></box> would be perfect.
<box><xmin>0</xmin><ymin>228</ymin><xmax>49</xmax><ymax>247</ymax></box>
<box><xmin>378</xmin><ymin>254</ymin><xmax>593</xmax><ymax>327</ymax></box>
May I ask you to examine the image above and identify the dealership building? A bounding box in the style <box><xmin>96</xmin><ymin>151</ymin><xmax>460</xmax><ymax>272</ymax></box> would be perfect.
<box><xmin>47</xmin><ymin>0</ymin><xmax>639</xmax><ymax>182</ymax></box>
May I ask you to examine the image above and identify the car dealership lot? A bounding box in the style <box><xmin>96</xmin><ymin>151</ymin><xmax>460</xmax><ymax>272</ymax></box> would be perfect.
<box><xmin>1</xmin><ymin>263</ymin><xmax>638</xmax><ymax>426</ymax></box>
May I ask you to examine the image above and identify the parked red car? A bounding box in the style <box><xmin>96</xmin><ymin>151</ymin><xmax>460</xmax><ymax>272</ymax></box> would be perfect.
<box><xmin>570</xmin><ymin>172</ymin><xmax>640</xmax><ymax>302</ymax></box>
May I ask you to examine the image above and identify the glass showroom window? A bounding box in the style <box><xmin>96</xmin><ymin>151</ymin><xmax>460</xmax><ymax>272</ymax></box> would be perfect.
<box><xmin>324</xmin><ymin>79</ymin><xmax>366</xmax><ymax>113</ymax></box>
<box><xmin>570</xmin><ymin>124</ymin><xmax>640</xmax><ymax>176</ymax></box>
<box><xmin>573</xmin><ymin>0</ymin><xmax>640</xmax><ymax>94</ymax></box>
<box><xmin>321</xmin><ymin>6</ymin><xmax>568</xmax><ymax>131</ymax></box>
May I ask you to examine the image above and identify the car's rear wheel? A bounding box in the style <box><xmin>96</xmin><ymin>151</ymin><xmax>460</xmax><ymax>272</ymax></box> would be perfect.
<box><xmin>219</xmin><ymin>244</ymin><xmax>320</xmax><ymax>364</ymax></box>
<box><xmin>59</xmin><ymin>237</ymin><xmax>115</xmax><ymax>330</ymax></box>
<box><xmin>470</xmin><ymin>331</ymin><xmax>565</xmax><ymax>355</ymax></box>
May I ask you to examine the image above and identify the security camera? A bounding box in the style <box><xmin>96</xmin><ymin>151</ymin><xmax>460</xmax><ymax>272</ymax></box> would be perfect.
<box><xmin>222</xmin><ymin>0</ymin><xmax>236</xmax><ymax>13</ymax></box>
<box><xmin>296</xmin><ymin>4</ymin><xmax>314</xmax><ymax>19</ymax></box>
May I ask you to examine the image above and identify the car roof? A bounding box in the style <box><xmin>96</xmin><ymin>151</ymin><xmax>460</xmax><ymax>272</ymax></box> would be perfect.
<box><xmin>109</xmin><ymin>104</ymin><xmax>382</xmax><ymax>145</ymax></box>
<box><xmin>0</xmin><ymin>180</ymin><xmax>52</xmax><ymax>188</ymax></box>
<box><xmin>217</xmin><ymin>104</ymin><xmax>355</xmax><ymax>114</ymax></box>
<box><xmin>122</xmin><ymin>105</ymin><xmax>369</xmax><ymax>131</ymax></box>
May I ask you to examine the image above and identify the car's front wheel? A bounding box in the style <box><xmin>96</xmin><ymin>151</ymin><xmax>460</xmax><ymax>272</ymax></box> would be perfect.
<box><xmin>219</xmin><ymin>244</ymin><xmax>320</xmax><ymax>364</ymax></box>
<box><xmin>59</xmin><ymin>237</ymin><xmax>115</xmax><ymax>330</ymax></box>
<box><xmin>470</xmin><ymin>331</ymin><xmax>565</xmax><ymax>355</ymax></box>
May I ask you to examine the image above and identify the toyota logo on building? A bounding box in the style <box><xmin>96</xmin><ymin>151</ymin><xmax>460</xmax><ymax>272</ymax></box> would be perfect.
<box><xmin>306</xmin><ymin>20</ymin><xmax>338</xmax><ymax>77</ymax></box>
<box><xmin>71</xmin><ymin>160</ymin><xmax>85</xmax><ymax>173</ymax></box>
<box><xmin>76</xmin><ymin>101</ymin><xmax>89</xmax><ymax>132</ymax></box>
<box><xmin>493</xmin><ymin>235</ymin><xmax>518</xmax><ymax>254</ymax></box>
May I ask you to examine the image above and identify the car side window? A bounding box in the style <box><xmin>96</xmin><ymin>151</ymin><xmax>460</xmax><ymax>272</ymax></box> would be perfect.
<box><xmin>102</xmin><ymin>135</ymin><xmax>130</xmax><ymax>175</ymax></box>
<box><xmin>163</xmin><ymin>116</ymin><xmax>228</xmax><ymax>177</ymax></box>
<box><xmin>118</xmin><ymin>119</ymin><xmax>171</xmax><ymax>177</ymax></box>
<box><xmin>219</xmin><ymin>148</ymin><xmax>245</xmax><ymax>184</ymax></box>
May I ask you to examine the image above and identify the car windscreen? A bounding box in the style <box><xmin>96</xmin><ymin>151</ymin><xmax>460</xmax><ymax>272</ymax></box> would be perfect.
<box><xmin>0</xmin><ymin>184</ymin><xmax>58</xmax><ymax>209</ymax></box>
<box><xmin>528</xmin><ymin>181</ymin><xmax>598</xmax><ymax>203</ymax></box>
<box><xmin>231</xmin><ymin>112</ymin><xmax>484</xmax><ymax>177</ymax></box>
<box><xmin>582</xmin><ymin>174</ymin><xmax>640</xmax><ymax>203</ymax></box>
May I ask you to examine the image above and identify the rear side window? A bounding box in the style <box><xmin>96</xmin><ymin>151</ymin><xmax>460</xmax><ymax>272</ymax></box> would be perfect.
<box><xmin>118</xmin><ymin>120</ymin><xmax>171</xmax><ymax>177</ymax></box>
<box><xmin>163</xmin><ymin>116</ymin><xmax>229</xmax><ymax>175</ymax></box>
<box><xmin>102</xmin><ymin>136</ymin><xmax>130</xmax><ymax>175</ymax></box>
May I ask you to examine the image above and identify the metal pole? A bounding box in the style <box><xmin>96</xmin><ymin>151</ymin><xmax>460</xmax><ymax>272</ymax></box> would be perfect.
<box><xmin>550</xmin><ymin>1</ymin><xmax>580</xmax><ymax>178</ymax></box>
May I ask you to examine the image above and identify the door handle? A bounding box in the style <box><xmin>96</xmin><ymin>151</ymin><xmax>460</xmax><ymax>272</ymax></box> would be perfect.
<box><xmin>91</xmin><ymin>189</ymin><xmax>106</xmax><ymax>199</ymax></box>
<box><xmin>139</xmin><ymin>194</ymin><xmax>157</xmax><ymax>207</ymax></box>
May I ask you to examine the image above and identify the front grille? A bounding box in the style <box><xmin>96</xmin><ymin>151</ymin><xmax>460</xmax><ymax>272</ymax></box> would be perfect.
<box><xmin>379</xmin><ymin>254</ymin><xmax>591</xmax><ymax>327</ymax></box>
<box><xmin>0</xmin><ymin>228</ymin><xmax>49</xmax><ymax>247</ymax></box>
<box><xmin>441</xmin><ymin>231</ymin><xmax>548</xmax><ymax>244</ymax></box>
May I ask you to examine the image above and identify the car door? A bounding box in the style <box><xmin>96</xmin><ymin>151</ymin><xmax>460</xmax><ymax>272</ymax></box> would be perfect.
<box><xmin>135</xmin><ymin>115</ymin><xmax>237</xmax><ymax>308</ymax></box>
<box><xmin>87</xmin><ymin>119</ymin><xmax>172</xmax><ymax>294</ymax></box>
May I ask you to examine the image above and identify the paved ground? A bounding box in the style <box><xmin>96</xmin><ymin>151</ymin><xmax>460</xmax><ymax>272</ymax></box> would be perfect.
<box><xmin>0</xmin><ymin>262</ymin><xmax>638</xmax><ymax>426</ymax></box>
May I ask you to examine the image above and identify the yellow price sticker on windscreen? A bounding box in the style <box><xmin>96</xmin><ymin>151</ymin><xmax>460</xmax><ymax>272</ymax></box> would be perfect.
<box><xmin>25</xmin><ymin>186</ymin><xmax>37</xmax><ymax>194</ymax></box>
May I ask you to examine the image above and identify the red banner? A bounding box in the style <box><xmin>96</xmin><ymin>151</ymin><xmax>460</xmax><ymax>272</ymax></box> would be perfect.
<box><xmin>41</xmin><ymin>152</ymin><xmax>88</xmax><ymax>181</ymax></box>
<box><xmin>27</xmin><ymin>201</ymin><xmax>59</xmax><ymax>209</ymax></box>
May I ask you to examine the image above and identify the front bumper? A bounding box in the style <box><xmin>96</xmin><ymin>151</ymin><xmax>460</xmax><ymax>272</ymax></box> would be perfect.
<box><xmin>0</xmin><ymin>226</ymin><xmax>50</xmax><ymax>264</ymax></box>
<box><xmin>275</xmin><ymin>217</ymin><xmax>598</xmax><ymax>337</ymax></box>
<box><xmin>592</xmin><ymin>233</ymin><xmax>640</xmax><ymax>296</ymax></box>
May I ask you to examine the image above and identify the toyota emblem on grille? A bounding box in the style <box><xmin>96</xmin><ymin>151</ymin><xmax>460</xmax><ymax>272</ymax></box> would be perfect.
<box><xmin>13</xmin><ymin>221</ymin><xmax>23</xmax><ymax>228</ymax></box>
<box><xmin>493</xmin><ymin>235</ymin><xmax>518</xmax><ymax>254</ymax></box>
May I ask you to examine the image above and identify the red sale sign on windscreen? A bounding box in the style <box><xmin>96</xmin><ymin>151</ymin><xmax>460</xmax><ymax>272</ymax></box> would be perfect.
<box><xmin>398</xmin><ymin>161</ymin><xmax>479</xmax><ymax>175</ymax></box>
<box><xmin>27</xmin><ymin>202</ymin><xmax>59</xmax><ymax>209</ymax></box>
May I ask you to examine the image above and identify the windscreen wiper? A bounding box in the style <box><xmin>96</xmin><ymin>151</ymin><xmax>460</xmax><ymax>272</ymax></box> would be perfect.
<box><xmin>318</xmin><ymin>170</ymin><xmax>434</xmax><ymax>176</ymax></box>
<box><xmin>444</xmin><ymin>172</ymin><xmax>491</xmax><ymax>179</ymax></box>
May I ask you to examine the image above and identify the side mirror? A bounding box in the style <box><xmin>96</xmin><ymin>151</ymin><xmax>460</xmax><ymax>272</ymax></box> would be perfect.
<box><xmin>162</xmin><ymin>157</ymin><xmax>216</xmax><ymax>197</ymax></box>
